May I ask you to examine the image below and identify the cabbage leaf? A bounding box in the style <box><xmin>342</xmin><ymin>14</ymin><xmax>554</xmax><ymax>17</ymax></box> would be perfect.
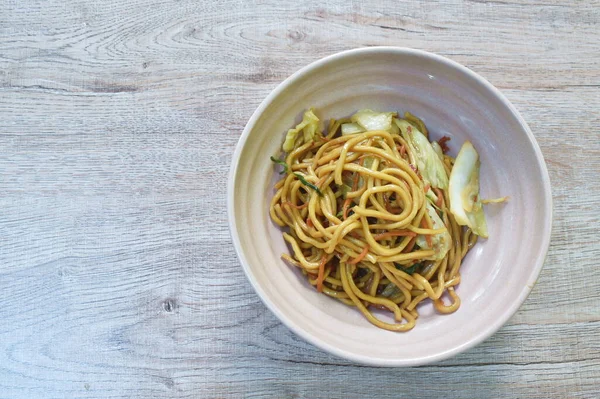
<box><xmin>416</xmin><ymin>202</ymin><xmax>452</xmax><ymax>260</ymax></box>
<box><xmin>282</xmin><ymin>108</ymin><xmax>320</xmax><ymax>152</ymax></box>
<box><xmin>341</xmin><ymin>122</ymin><xmax>364</xmax><ymax>135</ymax></box>
<box><xmin>448</xmin><ymin>141</ymin><xmax>488</xmax><ymax>238</ymax></box>
<box><xmin>351</xmin><ymin>109</ymin><xmax>395</xmax><ymax>132</ymax></box>
<box><xmin>395</xmin><ymin>119</ymin><xmax>449</xmax><ymax>189</ymax></box>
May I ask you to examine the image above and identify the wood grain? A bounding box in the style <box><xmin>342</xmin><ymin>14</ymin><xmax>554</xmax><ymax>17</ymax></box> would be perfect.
<box><xmin>0</xmin><ymin>0</ymin><xmax>599</xmax><ymax>398</ymax></box>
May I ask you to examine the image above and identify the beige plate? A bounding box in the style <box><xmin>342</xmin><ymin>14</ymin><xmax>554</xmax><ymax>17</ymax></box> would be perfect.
<box><xmin>228</xmin><ymin>47</ymin><xmax>552</xmax><ymax>367</ymax></box>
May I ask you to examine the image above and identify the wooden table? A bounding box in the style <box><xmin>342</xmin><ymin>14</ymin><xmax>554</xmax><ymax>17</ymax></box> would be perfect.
<box><xmin>1</xmin><ymin>1</ymin><xmax>599</xmax><ymax>397</ymax></box>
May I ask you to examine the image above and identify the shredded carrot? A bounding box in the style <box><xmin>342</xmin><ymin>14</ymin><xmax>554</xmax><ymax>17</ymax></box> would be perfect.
<box><xmin>374</xmin><ymin>231</ymin><xmax>417</xmax><ymax>240</ymax></box>
<box><xmin>438</xmin><ymin>136</ymin><xmax>451</xmax><ymax>153</ymax></box>
<box><xmin>283</xmin><ymin>201</ymin><xmax>308</xmax><ymax>210</ymax></box>
<box><xmin>349</xmin><ymin>245</ymin><xmax>370</xmax><ymax>265</ymax></box>
<box><xmin>433</xmin><ymin>187</ymin><xmax>444</xmax><ymax>207</ymax></box>
<box><xmin>395</xmin><ymin>144</ymin><xmax>407</xmax><ymax>157</ymax></box>
<box><xmin>421</xmin><ymin>217</ymin><xmax>433</xmax><ymax>247</ymax></box>
<box><xmin>342</xmin><ymin>198</ymin><xmax>352</xmax><ymax>219</ymax></box>
<box><xmin>352</xmin><ymin>166</ymin><xmax>361</xmax><ymax>190</ymax></box>
<box><xmin>316</xmin><ymin>255</ymin><xmax>327</xmax><ymax>292</ymax></box>
<box><xmin>306</xmin><ymin>218</ymin><xmax>314</xmax><ymax>228</ymax></box>
<box><xmin>403</xmin><ymin>236</ymin><xmax>417</xmax><ymax>253</ymax></box>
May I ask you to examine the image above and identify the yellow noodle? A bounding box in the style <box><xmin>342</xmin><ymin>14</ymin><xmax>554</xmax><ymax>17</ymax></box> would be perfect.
<box><xmin>269</xmin><ymin>111</ymin><xmax>489</xmax><ymax>332</ymax></box>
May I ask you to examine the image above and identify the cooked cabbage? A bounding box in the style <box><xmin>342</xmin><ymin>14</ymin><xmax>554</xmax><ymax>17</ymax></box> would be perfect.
<box><xmin>448</xmin><ymin>141</ymin><xmax>488</xmax><ymax>238</ymax></box>
<box><xmin>404</xmin><ymin>111</ymin><xmax>429</xmax><ymax>138</ymax></box>
<box><xmin>431</xmin><ymin>141</ymin><xmax>444</xmax><ymax>161</ymax></box>
<box><xmin>395</xmin><ymin>119</ymin><xmax>449</xmax><ymax>189</ymax></box>
<box><xmin>351</xmin><ymin>109</ymin><xmax>395</xmax><ymax>132</ymax></box>
<box><xmin>425</xmin><ymin>186</ymin><xmax>440</xmax><ymax>205</ymax></box>
<box><xmin>282</xmin><ymin>108</ymin><xmax>320</xmax><ymax>152</ymax></box>
<box><xmin>341</xmin><ymin>122</ymin><xmax>364</xmax><ymax>135</ymax></box>
<box><xmin>416</xmin><ymin>202</ymin><xmax>452</xmax><ymax>260</ymax></box>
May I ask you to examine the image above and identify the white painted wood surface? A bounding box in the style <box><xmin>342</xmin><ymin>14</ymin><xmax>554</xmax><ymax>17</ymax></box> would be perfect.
<box><xmin>1</xmin><ymin>0</ymin><xmax>599</xmax><ymax>397</ymax></box>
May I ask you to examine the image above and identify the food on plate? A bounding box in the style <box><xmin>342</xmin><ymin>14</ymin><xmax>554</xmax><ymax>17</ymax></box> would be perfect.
<box><xmin>269</xmin><ymin>108</ymin><xmax>506</xmax><ymax>331</ymax></box>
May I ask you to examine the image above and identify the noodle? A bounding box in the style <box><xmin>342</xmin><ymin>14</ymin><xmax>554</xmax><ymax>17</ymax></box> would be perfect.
<box><xmin>270</xmin><ymin>109</ymin><xmax>497</xmax><ymax>332</ymax></box>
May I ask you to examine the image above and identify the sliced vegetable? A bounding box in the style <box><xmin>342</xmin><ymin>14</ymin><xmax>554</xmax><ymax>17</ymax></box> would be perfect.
<box><xmin>388</xmin><ymin>119</ymin><xmax>400</xmax><ymax>136</ymax></box>
<box><xmin>481</xmin><ymin>196</ymin><xmax>509</xmax><ymax>204</ymax></box>
<box><xmin>362</xmin><ymin>156</ymin><xmax>375</xmax><ymax>169</ymax></box>
<box><xmin>431</xmin><ymin>141</ymin><xmax>444</xmax><ymax>161</ymax></box>
<box><xmin>342</xmin><ymin>197</ymin><xmax>352</xmax><ymax>219</ymax></box>
<box><xmin>432</xmin><ymin>187</ymin><xmax>444</xmax><ymax>208</ymax></box>
<box><xmin>349</xmin><ymin>245</ymin><xmax>370</xmax><ymax>265</ymax></box>
<box><xmin>448</xmin><ymin>141</ymin><xmax>488</xmax><ymax>237</ymax></box>
<box><xmin>380</xmin><ymin>282</ymin><xmax>400</xmax><ymax>298</ymax></box>
<box><xmin>438</xmin><ymin>136</ymin><xmax>451</xmax><ymax>153</ymax></box>
<box><xmin>282</xmin><ymin>108</ymin><xmax>320</xmax><ymax>152</ymax></box>
<box><xmin>351</xmin><ymin>109</ymin><xmax>395</xmax><ymax>132</ymax></box>
<box><xmin>341</xmin><ymin>122</ymin><xmax>364</xmax><ymax>135</ymax></box>
<box><xmin>270</xmin><ymin>156</ymin><xmax>289</xmax><ymax>174</ymax></box>
<box><xmin>425</xmin><ymin>186</ymin><xmax>439</xmax><ymax>205</ymax></box>
<box><xmin>395</xmin><ymin>119</ymin><xmax>449</xmax><ymax>189</ymax></box>
<box><xmin>316</xmin><ymin>255</ymin><xmax>327</xmax><ymax>292</ymax></box>
<box><xmin>404</xmin><ymin>111</ymin><xmax>429</xmax><ymax>138</ymax></box>
<box><xmin>396</xmin><ymin>262</ymin><xmax>421</xmax><ymax>275</ymax></box>
<box><xmin>294</xmin><ymin>173</ymin><xmax>324</xmax><ymax>196</ymax></box>
<box><xmin>416</xmin><ymin>202</ymin><xmax>452</xmax><ymax>260</ymax></box>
